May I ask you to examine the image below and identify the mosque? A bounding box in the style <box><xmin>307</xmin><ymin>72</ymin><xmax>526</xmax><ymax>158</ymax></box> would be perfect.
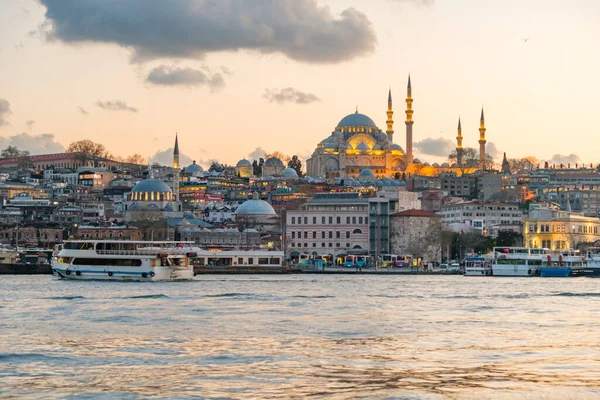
<box><xmin>306</xmin><ymin>76</ymin><xmax>488</xmax><ymax>179</ymax></box>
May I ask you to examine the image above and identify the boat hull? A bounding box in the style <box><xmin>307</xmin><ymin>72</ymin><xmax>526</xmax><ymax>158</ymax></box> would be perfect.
<box><xmin>491</xmin><ymin>265</ymin><xmax>540</xmax><ymax>277</ymax></box>
<box><xmin>584</xmin><ymin>267</ymin><xmax>600</xmax><ymax>277</ymax></box>
<box><xmin>540</xmin><ymin>267</ymin><xmax>571</xmax><ymax>277</ymax></box>
<box><xmin>52</xmin><ymin>266</ymin><xmax>194</xmax><ymax>281</ymax></box>
<box><xmin>464</xmin><ymin>268</ymin><xmax>492</xmax><ymax>276</ymax></box>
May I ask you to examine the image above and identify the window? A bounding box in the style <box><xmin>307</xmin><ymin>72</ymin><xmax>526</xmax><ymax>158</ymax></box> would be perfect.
<box><xmin>248</xmin><ymin>258</ymin><xmax>253</xmax><ymax>264</ymax></box>
<box><xmin>258</xmin><ymin>258</ymin><xmax>269</xmax><ymax>265</ymax></box>
<box><xmin>238</xmin><ymin>258</ymin><xmax>243</xmax><ymax>265</ymax></box>
<box><xmin>321</xmin><ymin>231</ymin><xmax>325</xmax><ymax>239</ymax></box>
<box><xmin>313</xmin><ymin>217</ymin><xmax>317</xmax><ymax>224</ymax></box>
<box><xmin>336</xmin><ymin>243</ymin><xmax>340</xmax><ymax>247</ymax></box>
<box><xmin>352</xmin><ymin>217</ymin><xmax>356</xmax><ymax>224</ymax></box>
<box><xmin>346</xmin><ymin>231</ymin><xmax>350</xmax><ymax>239</ymax></box>
<box><xmin>304</xmin><ymin>231</ymin><xmax>308</xmax><ymax>239</ymax></box>
<box><xmin>336</xmin><ymin>217</ymin><xmax>341</xmax><ymax>224</ymax></box>
<box><xmin>72</xmin><ymin>258</ymin><xmax>142</xmax><ymax>267</ymax></box>
<box><xmin>322</xmin><ymin>243</ymin><xmax>325</xmax><ymax>247</ymax></box>
<box><xmin>336</xmin><ymin>231</ymin><xmax>341</xmax><ymax>239</ymax></box>
<box><xmin>312</xmin><ymin>232</ymin><xmax>316</xmax><ymax>239</ymax></box>
<box><xmin>322</xmin><ymin>216</ymin><xmax>325</xmax><ymax>224</ymax></box>
<box><xmin>291</xmin><ymin>232</ymin><xmax>295</xmax><ymax>239</ymax></box>
<box><xmin>359</xmin><ymin>217</ymin><xmax>363</xmax><ymax>224</ymax></box>
<box><xmin>353</xmin><ymin>229</ymin><xmax>362</xmax><ymax>234</ymax></box>
<box><xmin>304</xmin><ymin>217</ymin><xmax>308</xmax><ymax>224</ymax></box>
<box><xmin>329</xmin><ymin>231</ymin><xmax>333</xmax><ymax>239</ymax></box>
<box><xmin>329</xmin><ymin>217</ymin><xmax>333</xmax><ymax>224</ymax></box>
<box><xmin>292</xmin><ymin>217</ymin><xmax>296</xmax><ymax>224</ymax></box>
<box><xmin>328</xmin><ymin>243</ymin><xmax>333</xmax><ymax>247</ymax></box>
<box><xmin>346</xmin><ymin>243</ymin><xmax>350</xmax><ymax>248</ymax></box>
<box><xmin>346</xmin><ymin>217</ymin><xmax>350</xmax><ymax>224</ymax></box>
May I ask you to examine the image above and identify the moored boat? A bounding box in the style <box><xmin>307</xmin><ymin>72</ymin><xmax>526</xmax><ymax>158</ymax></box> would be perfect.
<box><xmin>491</xmin><ymin>247</ymin><xmax>549</xmax><ymax>277</ymax></box>
<box><xmin>52</xmin><ymin>240</ymin><xmax>195</xmax><ymax>281</ymax></box>
<box><xmin>584</xmin><ymin>247</ymin><xmax>600</xmax><ymax>277</ymax></box>
<box><xmin>540</xmin><ymin>250</ymin><xmax>585</xmax><ymax>277</ymax></box>
<box><xmin>464</xmin><ymin>256</ymin><xmax>492</xmax><ymax>276</ymax></box>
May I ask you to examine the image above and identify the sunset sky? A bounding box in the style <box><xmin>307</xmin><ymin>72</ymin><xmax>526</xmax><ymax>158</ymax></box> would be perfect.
<box><xmin>0</xmin><ymin>0</ymin><xmax>599</xmax><ymax>168</ymax></box>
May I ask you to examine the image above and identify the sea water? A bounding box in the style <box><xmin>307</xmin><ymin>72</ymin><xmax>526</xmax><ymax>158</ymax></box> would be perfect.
<box><xmin>1</xmin><ymin>275</ymin><xmax>600</xmax><ymax>399</ymax></box>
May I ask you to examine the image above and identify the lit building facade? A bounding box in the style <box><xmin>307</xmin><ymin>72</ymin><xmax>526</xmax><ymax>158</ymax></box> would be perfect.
<box><xmin>439</xmin><ymin>200</ymin><xmax>523</xmax><ymax>237</ymax></box>
<box><xmin>524</xmin><ymin>207</ymin><xmax>600</xmax><ymax>250</ymax></box>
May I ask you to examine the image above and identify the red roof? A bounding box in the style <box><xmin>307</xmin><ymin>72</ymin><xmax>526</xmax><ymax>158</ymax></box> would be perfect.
<box><xmin>391</xmin><ymin>209</ymin><xmax>440</xmax><ymax>218</ymax></box>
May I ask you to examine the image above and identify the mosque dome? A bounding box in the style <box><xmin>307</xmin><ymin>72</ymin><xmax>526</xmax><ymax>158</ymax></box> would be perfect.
<box><xmin>441</xmin><ymin>162</ymin><xmax>450</xmax><ymax>167</ymax></box>
<box><xmin>373</xmin><ymin>144</ymin><xmax>382</xmax><ymax>150</ymax></box>
<box><xmin>236</xmin><ymin>159</ymin><xmax>252</xmax><ymax>167</ymax></box>
<box><xmin>264</xmin><ymin>157</ymin><xmax>285</xmax><ymax>168</ymax></box>
<box><xmin>451</xmin><ymin>163</ymin><xmax>458</xmax><ymax>168</ymax></box>
<box><xmin>424</xmin><ymin>162</ymin><xmax>431</xmax><ymax>166</ymax></box>
<box><xmin>432</xmin><ymin>163</ymin><xmax>440</xmax><ymax>168</ymax></box>
<box><xmin>185</xmin><ymin>161</ymin><xmax>204</xmax><ymax>175</ymax></box>
<box><xmin>282</xmin><ymin>168</ymin><xmax>299</xmax><ymax>178</ymax></box>
<box><xmin>235</xmin><ymin>196</ymin><xmax>276</xmax><ymax>216</ymax></box>
<box><xmin>391</xmin><ymin>144</ymin><xmax>403</xmax><ymax>151</ymax></box>
<box><xmin>163</xmin><ymin>203</ymin><xmax>174</xmax><ymax>212</ymax></box>
<box><xmin>131</xmin><ymin>179</ymin><xmax>172</xmax><ymax>194</ymax></box>
<box><xmin>325</xmin><ymin>143</ymin><xmax>337</xmax><ymax>150</ymax></box>
<box><xmin>346</xmin><ymin>143</ymin><xmax>354</xmax><ymax>150</ymax></box>
<box><xmin>377</xmin><ymin>132</ymin><xmax>388</xmax><ymax>141</ymax></box>
<box><xmin>356</xmin><ymin>142</ymin><xmax>371</xmax><ymax>151</ymax></box>
<box><xmin>358</xmin><ymin>168</ymin><xmax>375</xmax><ymax>179</ymax></box>
<box><xmin>337</xmin><ymin>112</ymin><xmax>377</xmax><ymax>128</ymax></box>
<box><xmin>413</xmin><ymin>158</ymin><xmax>422</xmax><ymax>164</ymax></box>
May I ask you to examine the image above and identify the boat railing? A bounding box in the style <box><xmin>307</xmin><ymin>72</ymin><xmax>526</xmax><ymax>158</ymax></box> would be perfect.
<box><xmin>95</xmin><ymin>249</ymin><xmax>191</xmax><ymax>256</ymax></box>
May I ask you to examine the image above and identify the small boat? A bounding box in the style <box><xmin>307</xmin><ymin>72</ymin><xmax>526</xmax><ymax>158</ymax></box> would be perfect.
<box><xmin>584</xmin><ymin>247</ymin><xmax>600</xmax><ymax>277</ymax></box>
<box><xmin>52</xmin><ymin>240</ymin><xmax>195</xmax><ymax>281</ymax></box>
<box><xmin>540</xmin><ymin>250</ymin><xmax>585</xmax><ymax>277</ymax></box>
<box><xmin>491</xmin><ymin>247</ymin><xmax>549</xmax><ymax>277</ymax></box>
<box><xmin>464</xmin><ymin>256</ymin><xmax>492</xmax><ymax>276</ymax></box>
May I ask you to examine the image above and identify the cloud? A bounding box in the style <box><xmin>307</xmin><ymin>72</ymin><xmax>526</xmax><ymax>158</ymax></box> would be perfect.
<box><xmin>26</xmin><ymin>120</ymin><xmax>35</xmax><ymax>131</ymax></box>
<box><xmin>146</xmin><ymin>65</ymin><xmax>225</xmax><ymax>91</ymax></box>
<box><xmin>486</xmin><ymin>142</ymin><xmax>499</xmax><ymax>158</ymax></box>
<box><xmin>391</xmin><ymin>0</ymin><xmax>435</xmax><ymax>5</ymax></box>
<box><xmin>548</xmin><ymin>154</ymin><xmax>581</xmax><ymax>165</ymax></box>
<box><xmin>263</xmin><ymin>88</ymin><xmax>320</xmax><ymax>105</ymax></box>
<box><xmin>150</xmin><ymin>147</ymin><xmax>193</xmax><ymax>167</ymax></box>
<box><xmin>414</xmin><ymin>137</ymin><xmax>454</xmax><ymax>157</ymax></box>
<box><xmin>0</xmin><ymin>99</ymin><xmax>12</xmax><ymax>126</ymax></box>
<box><xmin>78</xmin><ymin>106</ymin><xmax>89</xmax><ymax>115</ymax></box>
<box><xmin>248</xmin><ymin>147</ymin><xmax>266</xmax><ymax>161</ymax></box>
<box><xmin>38</xmin><ymin>0</ymin><xmax>377</xmax><ymax>64</ymax></box>
<box><xmin>0</xmin><ymin>133</ymin><xmax>65</xmax><ymax>154</ymax></box>
<box><xmin>96</xmin><ymin>100</ymin><xmax>138</xmax><ymax>113</ymax></box>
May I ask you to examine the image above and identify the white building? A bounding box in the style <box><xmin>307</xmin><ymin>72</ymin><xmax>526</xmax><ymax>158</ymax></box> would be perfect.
<box><xmin>439</xmin><ymin>200</ymin><xmax>523</xmax><ymax>237</ymax></box>
<box><xmin>285</xmin><ymin>192</ymin><xmax>369</xmax><ymax>260</ymax></box>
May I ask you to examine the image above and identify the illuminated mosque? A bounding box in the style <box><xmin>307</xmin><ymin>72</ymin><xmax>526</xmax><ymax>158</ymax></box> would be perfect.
<box><xmin>306</xmin><ymin>76</ymin><xmax>488</xmax><ymax>179</ymax></box>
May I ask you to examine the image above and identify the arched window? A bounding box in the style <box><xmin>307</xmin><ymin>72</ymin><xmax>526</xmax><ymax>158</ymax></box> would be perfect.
<box><xmin>352</xmin><ymin>229</ymin><xmax>362</xmax><ymax>234</ymax></box>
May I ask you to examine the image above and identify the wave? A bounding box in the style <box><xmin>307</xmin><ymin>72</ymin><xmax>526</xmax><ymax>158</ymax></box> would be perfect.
<box><xmin>551</xmin><ymin>292</ymin><xmax>600</xmax><ymax>297</ymax></box>
<box><xmin>46</xmin><ymin>296</ymin><xmax>85</xmax><ymax>300</ymax></box>
<box><xmin>291</xmin><ymin>295</ymin><xmax>335</xmax><ymax>299</ymax></box>
<box><xmin>125</xmin><ymin>294</ymin><xmax>170</xmax><ymax>299</ymax></box>
<box><xmin>203</xmin><ymin>293</ymin><xmax>250</xmax><ymax>298</ymax></box>
<box><xmin>0</xmin><ymin>353</ymin><xmax>72</xmax><ymax>363</ymax></box>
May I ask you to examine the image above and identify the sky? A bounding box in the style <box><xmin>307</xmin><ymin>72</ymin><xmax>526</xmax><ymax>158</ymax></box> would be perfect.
<box><xmin>0</xmin><ymin>0</ymin><xmax>599</xmax><ymax>168</ymax></box>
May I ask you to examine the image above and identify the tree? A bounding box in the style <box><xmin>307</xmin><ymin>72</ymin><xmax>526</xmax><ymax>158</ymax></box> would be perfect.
<box><xmin>125</xmin><ymin>154</ymin><xmax>148</xmax><ymax>165</ymax></box>
<box><xmin>287</xmin><ymin>155</ymin><xmax>302</xmax><ymax>176</ymax></box>
<box><xmin>509</xmin><ymin>156</ymin><xmax>538</xmax><ymax>173</ymax></box>
<box><xmin>495</xmin><ymin>230</ymin><xmax>523</xmax><ymax>247</ymax></box>
<box><xmin>1</xmin><ymin>146</ymin><xmax>29</xmax><ymax>158</ymax></box>
<box><xmin>448</xmin><ymin>147</ymin><xmax>479</xmax><ymax>174</ymax></box>
<box><xmin>265</xmin><ymin>151</ymin><xmax>290</xmax><ymax>164</ymax></box>
<box><xmin>67</xmin><ymin>140</ymin><xmax>109</xmax><ymax>158</ymax></box>
<box><xmin>208</xmin><ymin>161</ymin><xmax>224</xmax><ymax>173</ymax></box>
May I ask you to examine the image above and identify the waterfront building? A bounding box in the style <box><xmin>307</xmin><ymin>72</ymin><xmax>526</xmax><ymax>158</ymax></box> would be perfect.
<box><xmin>524</xmin><ymin>206</ymin><xmax>600</xmax><ymax>250</ymax></box>
<box><xmin>74</xmin><ymin>225</ymin><xmax>141</xmax><ymax>241</ymax></box>
<box><xmin>441</xmin><ymin>173</ymin><xmax>478</xmax><ymax>199</ymax></box>
<box><xmin>285</xmin><ymin>192</ymin><xmax>369</xmax><ymax>260</ymax></box>
<box><xmin>390</xmin><ymin>209</ymin><xmax>442</xmax><ymax>263</ymax></box>
<box><xmin>541</xmin><ymin>187</ymin><xmax>600</xmax><ymax>217</ymax></box>
<box><xmin>439</xmin><ymin>200</ymin><xmax>523</xmax><ymax>237</ymax></box>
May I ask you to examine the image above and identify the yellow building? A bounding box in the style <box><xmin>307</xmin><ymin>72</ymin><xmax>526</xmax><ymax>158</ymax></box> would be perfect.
<box><xmin>524</xmin><ymin>206</ymin><xmax>600</xmax><ymax>250</ymax></box>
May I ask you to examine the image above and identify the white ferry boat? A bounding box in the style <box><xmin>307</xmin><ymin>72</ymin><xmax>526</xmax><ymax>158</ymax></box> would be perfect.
<box><xmin>464</xmin><ymin>256</ymin><xmax>492</xmax><ymax>276</ymax></box>
<box><xmin>584</xmin><ymin>247</ymin><xmax>600</xmax><ymax>277</ymax></box>
<box><xmin>491</xmin><ymin>247</ymin><xmax>550</xmax><ymax>277</ymax></box>
<box><xmin>52</xmin><ymin>240</ymin><xmax>195</xmax><ymax>281</ymax></box>
<box><xmin>189</xmin><ymin>249</ymin><xmax>286</xmax><ymax>272</ymax></box>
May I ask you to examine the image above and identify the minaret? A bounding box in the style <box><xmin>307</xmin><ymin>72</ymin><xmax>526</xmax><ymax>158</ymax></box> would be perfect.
<box><xmin>405</xmin><ymin>75</ymin><xmax>414</xmax><ymax>165</ymax></box>
<box><xmin>456</xmin><ymin>117</ymin><xmax>463</xmax><ymax>165</ymax></box>
<box><xmin>501</xmin><ymin>152</ymin><xmax>511</xmax><ymax>174</ymax></box>
<box><xmin>173</xmin><ymin>133</ymin><xmax>180</xmax><ymax>202</ymax></box>
<box><xmin>386</xmin><ymin>88</ymin><xmax>394</xmax><ymax>142</ymax></box>
<box><xmin>478</xmin><ymin>107</ymin><xmax>487</xmax><ymax>170</ymax></box>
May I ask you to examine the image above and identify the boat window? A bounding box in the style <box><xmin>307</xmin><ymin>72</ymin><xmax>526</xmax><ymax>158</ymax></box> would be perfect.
<box><xmin>65</xmin><ymin>242</ymin><xmax>94</xmax><ymax>250</ymax></box>
<box><xmin>72</xmin><ymin>258</ymin><xmax>142</xmax><ymax>267</ymax></box>
<box><xmin>56</xmin><ymin>257</ymin><xmax>72</xmax><ymax>263</ymax></box>
<box><xmin>238</xmin><ymin>258</ymin><xmax>244</xmax><ymax>265</ymax></box>
<box><xmin>269</xmin><ymin>258</ymin><xmax>280</xmax><ymax>265</ymax></box>
<box><xmin>248</xmin><ymin>258</ymin><xmax>254</xmax><ymax>265</ymax></box>
<box><xmin>258</xmin><ymin>258</ymin><xmax>269</xmax><ymax>265</ymax></box>
<box><xmin>527</xmin><ymin>259</ymin><xmax>542</xmax><ymax>266</ymax></box>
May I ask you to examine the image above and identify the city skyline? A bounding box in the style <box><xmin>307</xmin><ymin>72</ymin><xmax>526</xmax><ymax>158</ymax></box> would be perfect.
<box><xmin>0</xmin><ymin>0</ymin><xmax>598</xmax><ymax>168</ymax></box>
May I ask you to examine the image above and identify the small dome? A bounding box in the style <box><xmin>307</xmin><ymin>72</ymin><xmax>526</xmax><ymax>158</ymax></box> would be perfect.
<box><xmin>183</xmin><ymin>211</ymin><xmax>195</xmax><ymax>219</ymax></box>
<box><xmin>424</xmin><ymin>162</ymin><xmax>431</xmax><ymax>166</ymax></box>
<box><xmin>356</xmin><ymin>142</ymin><xmax>371</xmax><ymax>151</ymax></box>
<box><xmin>235</xmin><ymin>198</ymin><xmax>276</xmax><ymax>215</ymax></box>
<box><xmin>377</xmin><ymin>132</ymin><xmax>388</xmax><ymax>141</ymax></box>
<box><xmin>264</xmin><ymin>157</ymin><xmax>285</xmax><ymax>168</ymax></box>
<box><xmin>413</xmin><ymin>158</ymin><xmax>422</xmax><ymax>164</ymax></box>
<box><xmin>373</xmin><ymin>144</ymin><xmax>382</xmax><ymax>150</ymax></box>
<box><xmin>358</xmin><ymin>168</ymin><xmax>375</xmax><ymax>179</ymax></box>
<box><xmin>333</xmin><ymin>131</ymin><xmax>344</xmax><ymax>139</ymax></box>
<box><xmin>282</xmin><ymin>168</ymin><xmax>299</xmax><ymax>178</ymax></box>
<box><xmin>236</xmin><ymin>159</ymin><xmax>252</xmax><ymax>167</ymax></box>
<box><xmin>325</xmin><ymin>143</ymin><xmax>337</xmax><ymax>150</ymax></box>
<box><xmin>441</xmin><ymin>162</ymin><xmax>450</xmax><ymax>167</ymax></box>
<box><xmin>185</xmin><ymin>161</ymin><xmax>204</xmax><ymax>175</ymax></box>
<box><xmin>432</xmin><ymin>163</ymin><xmax>440</xmax><ymax>168</ymax></box>
<box><xmin>391</xmin><ymin>144</ymin><xmax>403</xmax><ymax>151</ymax></box>
<box><xmin>346</xmin><ymin>143</ymin><xmax>354</xmax><ymax>150</ymax></box>
<box><xmin>451</xmin><ymin>163</ymin><xmax>458</xmax><ymax>168</ymax></box>
<box><xmin>131</xmin><ymin>179</ymin><xmax>172</xmax><ymax>193</ymax></box>
<box><xmin>337</xmin><ymin>113</ymin><xmax>377</xmax><ymax>128</ymax></box>
<box><xmin>163</xmin><ymin>203</ymin><xmax>174</xmax><ymax>211</ymax></box>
